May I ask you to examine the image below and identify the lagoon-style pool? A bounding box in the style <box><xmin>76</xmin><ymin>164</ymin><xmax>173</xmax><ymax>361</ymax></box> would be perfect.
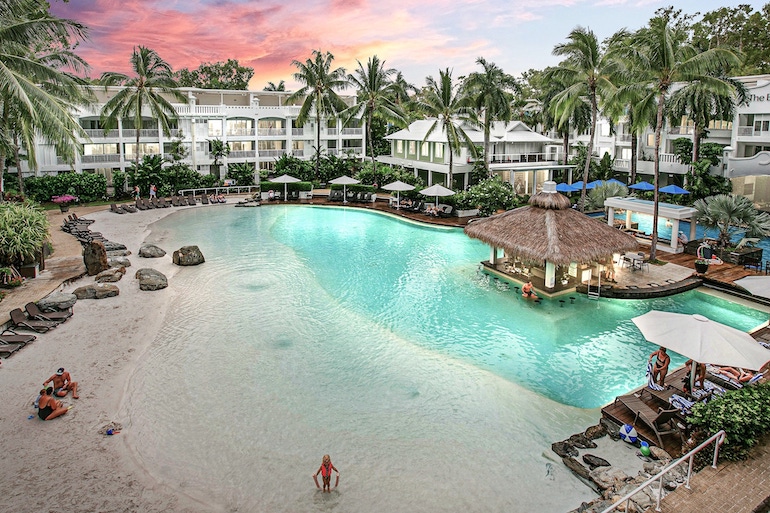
<box><xmin>122</xmin><ymin>205</ymin><xmax>767</xmax><ymax>512</ymax></box>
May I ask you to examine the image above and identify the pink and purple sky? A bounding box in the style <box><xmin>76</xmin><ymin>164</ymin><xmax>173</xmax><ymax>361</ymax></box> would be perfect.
<box><xmin>51</xmin><ymin>0</ymin><xmax>764</xmax><ymax>91</ymax></box>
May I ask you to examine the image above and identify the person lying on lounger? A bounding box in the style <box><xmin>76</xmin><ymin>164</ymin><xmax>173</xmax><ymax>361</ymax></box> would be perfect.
<box><xmin>715</xmin><ymin>366</ymin><xmax>755</xmax><ymax>383</ymax></box>
<box><xmin>44</xmin><ymin>367</ymin><xmax>79</xmax><ymax>399</ymax></box>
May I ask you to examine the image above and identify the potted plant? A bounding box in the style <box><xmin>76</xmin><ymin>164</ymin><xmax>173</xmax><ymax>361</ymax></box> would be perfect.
<box><xmin>694</xmin><ymin>258</ymin><xmax>710</xmax><ymax>274</ymax></box>
<box><xmin>52</xmin><ymin>194</ymin><xmax>78</xmax><ymax>213</ymax></box>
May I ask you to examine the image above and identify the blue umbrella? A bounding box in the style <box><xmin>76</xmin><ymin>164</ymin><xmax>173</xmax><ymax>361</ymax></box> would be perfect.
<box><xmin>555</xmin><ymin>182</ymin><xmax>577</xmax><ymax>193</ymax></box>
<box><xmin>606</xmin><ymin>178</ymin><xmax>626</xmax><ymax>186</ymax></box>
<box><xmin>659</xmin><ymin>184</ymin><xmax>690</xmax><ymax>195</ymax></box>
<box><xmin>588</xmin><ymin>180</ymin><xmax>605</xmax><ymax>188</ymax></box>
<box><xmin>571</xmin><ymin>181</ymin><xmax>596</xmax><ymax>190</ymax></box>
<box><xmin>629</xmin><ymin>182</ymin><xmax>655</xmax><ymax>191</ymax></box>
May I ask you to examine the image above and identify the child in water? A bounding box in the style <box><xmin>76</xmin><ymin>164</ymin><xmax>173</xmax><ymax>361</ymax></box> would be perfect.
<box><xmin>314</xmin><ymin>454</ymin><xmax>339</xmax><ymax>493</ymax></box>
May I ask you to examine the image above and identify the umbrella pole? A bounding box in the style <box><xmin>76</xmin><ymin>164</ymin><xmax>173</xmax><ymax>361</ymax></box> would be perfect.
<box><xmin>284</xmin><ymin>184</ymin><xmax>287</xmax><ymax>202</ymax></box>
<box><xmin>343</xmin><ymin>185</ymin><xmax>347</xmax><ymax>204</ymax></box>
<box><xmin>396</xmin><ymin>191</ymin><xmax>400</xmax><ymax>209</ymax></box>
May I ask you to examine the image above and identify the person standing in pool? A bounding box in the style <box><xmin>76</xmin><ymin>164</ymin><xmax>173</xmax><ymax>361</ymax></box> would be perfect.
<box><xmin>313</xmin><ymin>454</ymin><xmax>339</xmax><ymax>493</ymax></box>
<box><xmin>522</xmin><ymin>280</ymin><xmax>537</xmax><ymax>299</ymax></box>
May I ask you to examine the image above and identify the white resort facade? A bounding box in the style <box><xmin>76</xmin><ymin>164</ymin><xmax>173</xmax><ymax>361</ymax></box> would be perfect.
<box><xmin>23</xmin><ymin>87</ymin><xmax>365</xmax><ymax>185</ymax></box>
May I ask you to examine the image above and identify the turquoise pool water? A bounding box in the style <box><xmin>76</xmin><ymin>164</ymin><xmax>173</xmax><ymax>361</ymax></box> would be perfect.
<box><xmin>123</xmin><ymin>205</ymin><xmax>767</xmax><ymax>512</ymax></box>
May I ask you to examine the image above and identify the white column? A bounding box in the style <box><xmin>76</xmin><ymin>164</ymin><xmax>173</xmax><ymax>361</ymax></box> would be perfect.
<box><xmin>689</xmin><ymin>219</ymin><xmax>696</xmax><ymax>243</ymax></box>
<box><xmin>671</xmin><ymin>219</ymin><xmax>680</xmax><ymax>250</ymax></box>
<box><xmin>545</xmin><ymin>261</ymin><xmax>556</xmax><ymax>289</ymax></box>
<box><xmin>626</xmin><ymin>210</ymin><xmax>632</xmax><ymax>229</ymax></box>
<box><xmin>531</xmin><ymin>171</ymin><xmax>537</xmax><ymax>195</ymax></box>
<box><xmin>490</xmin><ymin>246</ymin><xmax>498</xmax><ymax>264</ymax></box>
<box><xmin>607</xmin><ymin>206</ymin><xmax>615</xmax><ymax>227</ymax></box>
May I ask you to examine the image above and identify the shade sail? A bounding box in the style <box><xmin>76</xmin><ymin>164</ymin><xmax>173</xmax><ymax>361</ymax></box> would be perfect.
<box><xmin>632</xmin><ymin>311</ymin><xmax>770</xmax><ymax>371</ymax></box>
<box><xmin>629</xmin><ymin>182</ymin><xmax>655</xmax><ymax>191</ymax></box>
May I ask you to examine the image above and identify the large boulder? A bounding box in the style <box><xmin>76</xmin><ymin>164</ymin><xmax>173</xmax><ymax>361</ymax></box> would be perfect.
<box><xmin>552</xmin><ymin>441</ymin><xmax>579</xmax><ymax>458</ymax></box>
<box><xmin>582</xmin><ymin>454</ymin><xmax>611</xmax><ymax>470</ymax></box>
<box><xmin>649</xmin><ymin>446</ymin><xmax>672</xmax><ymax>462</ymax></box>
<box><xmin>584</xmin><ymin>424</ymin><xmax>608</xmax><ymax>440</ymax></box>
<box><xmin>83</xmin><ymin>240</ymin><xmax>109</xmax><ymax>276</ymax></box>
<box><xmin>37</xmin><ymin>292</ymin><xmax>77</xmax><ymax>311</ymax></box>
<box><xmin>135</xmin><ymin>268</ymin><xmax>168</xmax><ymax>291</ymax></box>
<box><xmin>589</xmin><ymin>466</ymin><xmax>629</xmax><ymax>491</ymax></box>
<box><xmin>569</xmin><ymin>433</ymin><xmax>598</xmax><ymax>449</ymax></box>
<box><xmin>108</xmin><ymin>256</ymin><xmax>131</xmax><ymax>268</ymax></box>
<box><xmin>95</xmin><ymin>267</ymin><xmax>125</xmax><ymax>283</ymax></box>
<box><xmin>562</xmin><ymin>457</ymin><xmax>591</xmax><ymax>481</ymax></box>
<box><xmin>73</xmin><ymin>283</ymin><xmax>119</xmax><ymax>299</ymax></box>
<box><xmin>173</xmin><ymin>245</ymin><xmax>205</xmax><ymax>266</ymax></box>
<box><xmin>139</xmin><ymin>243</ymin><xmax>166</xmax><ymax>258</ymax></box>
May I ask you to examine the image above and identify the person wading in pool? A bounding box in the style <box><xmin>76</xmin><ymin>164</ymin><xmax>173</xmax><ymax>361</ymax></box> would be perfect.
<box><xmin>313</xmin><ymin>454</ymin><xmax>339</xmax><ymax>492</ymax></box>
<box><xmin>522</xmin><ymin>280</ymin><xmax>537</xmax><ymax>299</ymax></box>
<box><xmin>648</xmin><ymin>347</ymin><xmax>670</xmax><ymax>386</ymax></box>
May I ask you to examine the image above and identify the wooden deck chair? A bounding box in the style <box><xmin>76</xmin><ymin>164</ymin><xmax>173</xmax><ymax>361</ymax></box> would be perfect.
<box><xmin>615</xmin><ymin>393</ymin><xmax>684</xmax><ymax>447</ymax></box>
<box><xmin>0</xmin><ymin>343</ymin><xmax>24</xmax><ymax>357</ymax></box>
<box><xmin>25</xmin><ymin>302</ymin><xmax>72</xmax><ymax>322</ymax></box>
<box><xmin>9</xmin><ymin>308</ymin><xmax>58</xmax><ymax>333</ymax></box>
<box><xmin>110</xmin><ymin>203</ymin><xmax>125</xmax><ymax>214</ymax></box>
<box><xmin>0</xmin><ymin>328</ymin><xmax>36</xmax><ymax>346</ymax></box>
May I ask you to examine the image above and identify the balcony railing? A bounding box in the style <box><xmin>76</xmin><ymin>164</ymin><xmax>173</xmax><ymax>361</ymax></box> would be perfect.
<box><xmin>122</xmin><ymin>129</ymin><xmax>159</xmax><ymax>138</ymax></box>
<box><xmin>341</xmin><ymin>128</ymin><xmax>362</xmax><ymax>135</ymax></box>
<box><xmin>292</xmin><ymin>128</ymin><xmax>305</xmax><ymax>136</ymax></box>
<box><xmin>83</xmin><ymin>129</ymin><xmax>119</xmax><ymax>138</ymax></box>
<box><xmin>82</xmin><ymin>153</ymin><xmax>121</xmax><ymax>163</ymax></box>
<box><xmin>327</xmin><ymin>128</ymin><xmax>338</xmax><ymax>135</ymax></box>
<box><xmin>488</xmin><ymin>153</ymin><xmax>551</xmax><ymax>164</ymax></box>
<box><xmin>259</xmin><ymin>149</ymin><xmax>288</xmax><ymax>157</ymax></box>
<box><xmin>229</xmin><ymin>150</ymin><xmax>256</xmax><ymax>159</ymax></box>
<box><xmin>668</xmin><ymin>126</ymin><xmax>695</xmax><ymax>135</ymax></box>
<box><xmin>257</xmin><ymin>128</ymin><xmax>286</xmax><ymax>136</ymax></box>
<box><xmin>737</xmin><ymin>125</ymin><xmax>770</xmax><ymax>137</ymax></box>
<box><xmin>227</xmin><ymin>128</ymin><xmax>255</xmax><ymax>136</ymax></box>
<box><xmin>617</xmin><ymin>134</ymin><xmax>632</xmax><ymax>142</ymax></box>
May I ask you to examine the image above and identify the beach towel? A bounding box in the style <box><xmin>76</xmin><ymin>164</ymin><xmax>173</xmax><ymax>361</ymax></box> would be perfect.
<box><xmin>646</xmin><ymin>362</ymin><xmax>665</xmax><ymax>391</ymax></box>
<box><xmin>670</xmin><ymin>394</ymin><xmax>695</xmax><ymax>415</ymax></box>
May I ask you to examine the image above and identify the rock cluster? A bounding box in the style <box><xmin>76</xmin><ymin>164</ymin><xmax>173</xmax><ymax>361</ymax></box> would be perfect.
<box><xmin>172</xmin><ymin>245</ymin><xmax>205</xmax><ymax>266</ymax></box>
<box><xmin>95</xmin><ymin>267</ymin><xmax>125</xmax><ymax>283</ymax></box>
<box><xmin>555</xmin><ymin>419</ymin><xmax>678</xmax><ymax>513</ymax></box>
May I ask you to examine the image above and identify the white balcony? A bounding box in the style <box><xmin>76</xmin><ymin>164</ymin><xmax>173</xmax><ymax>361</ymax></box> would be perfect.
<box><xmin>122</xmin><ymin>129</ymin><xmax>159</xmax><ymax>138</ymax></box>
<box><xmin>668</xmin><ymin>126</ymin><xmax>695</xmax><ymax>135</ymax></box>
<box><xmin>488</xmin><ymin>152</ymin><xmax>552</xmax><ymax>164</ymax></box>
<box><xmin>257</xmin><ymin>128</ymin><xmax>287</xmax><ymax>136</ymax></box>
<box><xmin>82</xmin><ymin>153</ymin><xmax>121</xmax><ymax>163</ymax></box>
<box><xmin>229</xmin><ymin>150</ymin><xmax>256</xmax><ymax>159</ymax></box>
<box><xmin>327</xmin><ymin>128</ymin><xmax>338</xmax><ymax>135</ymax></box>
<box><xmin>341</xmin><ymin>128</ymin><xmax>362</xmax><ymax>135</ymax></box>
<box><xmin>227</xmin><ymin>128</ymin><xmax>256</xmax><ymax>136</ymax></box>
<box><xmin>83</xmin><ymin>129</ymin><xmax>119</xmax><ymax>138</ymax></box>
<box><xmin>292</xmin><ymin>128</ymin><xmax>305</xmax><ymax>136</ymax></box>
<box><xmin>259</xmin><ymin>149</ymin><xmax>288</xmax><ymax>158</ymax></box>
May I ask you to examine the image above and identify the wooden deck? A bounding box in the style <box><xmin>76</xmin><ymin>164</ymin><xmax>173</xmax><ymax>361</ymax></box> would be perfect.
<box><xmin>657</xmin><ymin>250</ymin><xmax>766</xmax><ymax>287</ymax></box>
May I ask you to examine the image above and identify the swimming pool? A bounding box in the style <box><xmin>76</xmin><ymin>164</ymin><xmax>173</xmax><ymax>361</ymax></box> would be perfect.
<box><xmin>123</xmin><ymin>205</ymin><xmax>767</xmax><ymax>512</ymax></box>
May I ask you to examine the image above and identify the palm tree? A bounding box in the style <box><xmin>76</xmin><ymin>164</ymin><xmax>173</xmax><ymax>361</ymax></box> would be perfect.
<box><xmin>342</xmin><ymin>56</ymin><xmax>407</xmax><ymax>181</ymax></box>
<box><xmin>668</xmin><ymin>75</ymin><xmax>746</xmax><ymax>163</ymax></box>
<box><xmin>287</xmin><ymin>50</ymin><xmax>348</xmax><ymax>180</ymax></box>
<box><xmin>263</xmin><ymin>80</ymin><xmax>285</xmax><ymax>91</ymax></box>
<box><xmin>693</xmin><ymin>194</ymin><xmax>770</xmax><ymax>248</ymax></box>
<box><xmin>99</xmin><ymin>46</ymin><xmax>187</xmax><ymax>169</ymax></box>
<box><xmin>545</xmin><ymin>27</ymin><xmax>621</xmax><ymax>210</ymax></box>
<box><xmin>0</xmin><ymin>0</ymin><xmax>92</xmax><ymax>195</ymax></box>
<box><xmin>463</xmin><ymin>58</ymin><xmax>519</xmax><ymax>174</ymax></box>
<box><xmin>539</xmin><ymin>67</ymin><xmax>590</xmax><ymax>169</ymax></box>
<box><xmin>618</xmin><ymin>17</ymin><xmax>741</xmax><ymax>259</ymax></box>
<box><xmin>413</xmin><ymin>68</ymin><xmax>475</xmax><ymax>188</ymax></box>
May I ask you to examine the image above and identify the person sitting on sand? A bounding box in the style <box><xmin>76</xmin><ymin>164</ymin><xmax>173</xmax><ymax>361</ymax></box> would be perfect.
<box><xmin>648</xmin><ymin>347</ymin><xmax>670</xmax><ymax>386</ymax></box>
<box><xmin>37</xmin><ymin>387</ymin><xmax>69</xmax><ymax>420</ymax></box>
<box><xmin>44</xmin><ymin>367</ymin><xmax>79</xmax><ymax>399</ymax></box>
<box><xmin>522</xmin><ymin>280</ymin><xmax>537</xmax><ymax>299</ymax></box>
<box><xmin>314</xmin><ymin>454</ymin><xmax>339</xmax><ymax>493</ymax></box>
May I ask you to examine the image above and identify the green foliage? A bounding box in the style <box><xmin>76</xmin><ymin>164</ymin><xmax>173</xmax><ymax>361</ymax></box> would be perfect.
<box><xmin>24</xmin><ymin>172</ymin><xmax>107</xmax><ymax>203</ymax></box>
<box><xmin>570</xmin><ymin>143</ymin><xmax>598</xmax><ymax>178</ymax></box>
<box><xmin>112</xmin><ymin>170</ymin><xmax>128</xmax><ymax>198</ymax></box>
<box><xmin>0</xmin><ymin>202</ymin><xmax>49</xmax><ymax>266</ymax></box>
<box><xmin>693</xmin><ymin>194</ymin><xmax>770</xmax><ymax>247</ymax></box>
<box><xmin>686</xmin><ymin>160</ymin><xmax>732</xmax><ymax>201</ymax></box>
<box><xmin>273</xmin><ymin>154</ymin><xmax>314</xmax><ymax>181</ymax></box>
<box><xmin>127</xmin><ymin>154</ymin><xmax>164</xmax><ymax>196</ymax></box>
<box><xmin>586</xmin><ymin>182</ymin><xmax>630</xmax><ymax>210</ymax></box>
<box><xmin>165</xmin><ymin>163</ymin><xmax>207</xmax><ymax>195</ymax></box>
<box><xmin>226</xmin><ymin>163</ymin><xmax>256</xmax><ymax>186</ymax></box>
<box><xmin>595</xmin><ymin>152</ymin><xmax>614</xmax><ymax>181</ymax></box>
<box><xmin>459</xmin><ymin>176</ymin><xmax>521</xmax><ymax>216</ymax></box>
<box><xmin>174</xmin><ymin>59</ymin><xmax>254</xmax><ymax>90</ymax></box>
<box><xmin>700</xmin><ymin>143</ymin><xmax>725</xmax><ymax>166</ymax></box>
<box><xmin>672</xmin><ymin>138</ymin><xmax>693</xmax><ymax>164</ymax></box>
<box><xmin>689</xmin><ymin>383</ymin><xmax>770</xmax><ymax>461</ymax></box>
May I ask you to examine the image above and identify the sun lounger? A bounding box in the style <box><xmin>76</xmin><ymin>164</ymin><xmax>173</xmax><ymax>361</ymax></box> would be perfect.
<box><xmin>25</xmin><ymin>302</ymin><xmax>72</xmax><ymax>322</ymax></box>
<box><xmin>158</xmin><ymin>197</ymin><xmax>170</xmax><ymax>208</ymax></box>
<box><xmin>9</xmin><ymin>308</ymin><xmax>58</xmax><ymax>333</ymax></box>
<box><xmin>110</xmin><ymin>203</ymin><xmax>125</xmax><ymax>214</ymax></box>
<box><xmin>0</xmin><ymin>328</ymin><xmax>36</xmax><ymax>346</ymax></box>
<box><xmin>0</xmin><ymin>343</ymin><xmax>23</xmax><ymax>357</ymax></box>
<box><xmin>201</xmin><ymin>195</ymin><xmax>210</xmax><ymax>205</ymax></box>
<box><xmin>186</xmin><ymin>195</ymin><xmax>197</xmax><ymax>206</ymax></box>
<box><xmin>122</xmin><ymin>203</ymin><xmax>137</xmax><ymax>213</ymax></box>
<box><xmin>614</xmin><ymin>393</ymin><xmax>684</xmax><ymax>447</ymax></box>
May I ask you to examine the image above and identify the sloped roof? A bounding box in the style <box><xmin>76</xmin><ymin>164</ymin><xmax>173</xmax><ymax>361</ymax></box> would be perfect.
<box><xmin>386</xmin><ymin>119</ymin><xmax>555</xmax><ymax>144</ymax></box>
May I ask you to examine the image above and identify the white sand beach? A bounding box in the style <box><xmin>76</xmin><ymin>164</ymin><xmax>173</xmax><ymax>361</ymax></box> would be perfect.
<box><xmin>0</xmin><ymin>205</ymin><xmax>216</xmax><ymax>512</ymax></box>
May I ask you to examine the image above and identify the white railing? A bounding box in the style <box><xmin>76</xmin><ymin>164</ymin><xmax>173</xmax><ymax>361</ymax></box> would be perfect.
<box><xmin>668</xmin><ymin>126</ymin><xmax>695</xmax><ymax>135</ymax></box>
<box><xmin>617</xmin><ymin>134</ymin><xmax>632</xmax><ymax>142</ymax></box>
<box><xmin>83</xmin><ymin>129</ymin><xmax>119</xmax><ymax>138</ymax></box>
<box><xmin>341</xmin><ymin>128</ymin><xmax>363</xmax><ymax>135</ymax></box>
<box><xmin>327</xmin><ymin>128</ymin><xmax>338</xmax><ymax>135</ymax></box>
<box><xmin>614</xmin><ymin>159</ymin><xmax>631</xmax><ymax>169</ymax></box>
<box><xmin>56</xmin><ymin>156</ymin><xmax>68</xmax><ymax>165</ymax></box>
<box><xmin>738</xmin><ymin>126</ymin><xmax>755</xmax><ymax>136</ymax></box>
<box><xmin>258</xmin><ymin>128</ymin><xmax>287</xmax><ymax>136</ymax></box>
<box><xmin>229</xmin><ymin>150</ymin><xmax>256</xmax><ymax>158</ymax></box>
<box><xmin>82</xmin><ymin>153</ymin><xmax>121</xmax><ymax>163</ymax></box>
<box><xmin>227</xmin><ymin>128</ymin><xmax>255</xmax><ymax>136</ymax></box>
<box><xmin>600</xmin><ymin>430</ymin><xmax>726</xmax><ymax>513</ymax></box>
<box><xmin>292</xmin><ymin>128</ymin><xmax>305</xmax><ymax>136</ymax></box>
<box><xmin>122</xmin><ymin>129</ymin><xmax>159</xmax><ymax>138</ymax></box>
<box><xmin>178</xmin><ymin>185</ymin><xmax>260</xmax><ymax>196</ymax></box>
<box><xmin>488</xmin><ymin>152</ymin><xmax>551</xmax><ymax>164</ymax></box>
<box><xmin>259</xmin><ymin>149</ymin><xmax>288</xmax><ymax>157</ymax></box>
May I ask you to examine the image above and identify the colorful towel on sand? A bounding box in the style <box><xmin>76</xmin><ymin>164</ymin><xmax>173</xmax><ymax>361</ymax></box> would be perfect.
<box><xmin>647</xmin><ymin>361</ymin><xmax>665</xmax><ymax>391</ymax></box>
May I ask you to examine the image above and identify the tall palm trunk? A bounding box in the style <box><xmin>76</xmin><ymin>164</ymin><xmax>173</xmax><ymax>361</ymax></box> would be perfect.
<box><xmin>315</xmin><ymin>110</ymin><xmax>321</xmax><ymax>180</ymax></box>
<box><xmin>562</xmin><ymin>126</ymin><xmax>570</xmax><ymax>166</ymax></box>
<box><xmin>579</xmin><ymin>94</ymin><xmax>598</xmax><ymax>210</ymax></box>
<box><xmin>483</xmin><ymin>109</ymin><xmax>491</xmax><ymax>174</ymax></box>
<box><xmin>692</xmin><ymin>125</ymin><xmax>702</xmax><ymax>163</ymax></box>
<box><xmin>367</xmin><ymin>110</ymin><xmax>376</xmax><ymax>179</ymax></box>
<box><xmin>650</xmin><ymin>93</ymin><xmax>666</xmax><ymax>261</ymax></box>
<box><xmin>630</xmin><ymin>133</ymin><xmax>638</xmax><ymax>184</ymax></box>
<box><xmin>13</xmin><ymin>132</ymin><xmax>23</xmax><ymax>195</ymax></box>
<box><xmin>447</xmin><ymin>142</ymin><xmax>453</xmax><ymax>188</ymax></box>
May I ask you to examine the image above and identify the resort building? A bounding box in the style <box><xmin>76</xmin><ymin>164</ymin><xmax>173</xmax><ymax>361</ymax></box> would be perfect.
<box><xmin>380</xmin><ymin>119</ymin><xmax>571</xmax><ymax>194</ymax></box>
<box><xmin>23</xmin><ymin>87</ymin><xmax>365</xmax><ymax>186</ymax></box>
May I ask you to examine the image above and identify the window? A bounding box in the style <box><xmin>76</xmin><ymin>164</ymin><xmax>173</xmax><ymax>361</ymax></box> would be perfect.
<box><xmin>421</xmin><ymin>143</ymin><xmax>429</xmax><ymax>157</ymax></box>
<box><xmin>230</xmin><ymin>141</ymin><xmax>254</xmax><ymax>151</ymax></box>
<box><xmin>124</xmin><ymin>143</ymin><xmax>159</xmax><ymax>156</ymax></box>
<box><xmin>396</xmin><ymin>140</ymin><xmax>403</xmax><ymax>153</ymax></box>
<box><xmin>292</xmin><ymin>141</ymin><xmax>304</xmax><ymax>150</ymax></box>
<box><xmin>646</xmin><ymin>134</ymin><xmax>656</xmax><ymax>147</ymax></box>
<box><xmin>408</xmin><ymin>141</ymin><xmax>416</xmax><ymax>154</ymax></box>
<box><xmin>208</xmin><ymin>120</ymin><xmax>222</xmax><ymax>137</ymax></box>
<box><xmin>83</xmin><ymin>143</ymin><xmax>118</xmax><ymax>155</ymax></box>
<box><xmin>435</xmin><ymin>144</ymin><xmax>443</xmax><ymax>159</ymax></box>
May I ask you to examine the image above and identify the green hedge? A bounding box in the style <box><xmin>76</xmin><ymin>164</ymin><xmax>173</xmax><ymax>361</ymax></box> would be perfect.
<box><xmin>329</xmin><ymin>184</ymin><xmax>375</xmax><ymax>193</ymax></box>
<box><xmin>25</xmin><ymin>172</ymin><xmax>107</xmax><ymax>203</ymax></box>
<box><xmin>689</xmin><ymin>382</ymin><xmax>770</xmax><ymax>461</ymax></box>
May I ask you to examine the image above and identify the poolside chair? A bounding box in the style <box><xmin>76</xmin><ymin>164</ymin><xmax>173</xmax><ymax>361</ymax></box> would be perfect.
<box><xmin>0</xmin><ymin>328</ymin><xmax>36</xmax><ymax>346</ymax></box>
<box><xmin>122</xmin><ymin>203</ymin><xmax>137</xmax><ymax>213</ymax></box>
<box><xmin>110</xmin><ymin>203</ymin><xmax>125</xmax><ymax>214</ymax></box>
<box><xmin>201</xmin><ymin>194</ymin><xmax>210</xmax><ymax>205</ymax></box>
<box><xmin>615</xmin><ymin>393</ymin><xmax>684</xmax><ymax>448</ymax></box>
<box><xmin>25</xmin><ymin>302</ymin><xmax>72</xmax><ymax>322</ymax></box>
<box><xmin>9</xmin><ymin>308</ymin><xmax>58</xmax><ymax>333</ymax></box>
<box><xmin>171</xmin><ymin>196</ymin><xmax>180</xmax><ymax>207</ymax></box>
<box><xmin>0</xmin><ymin>343</ymin><xmax>24</xmax><ymax>357</ymax></box>
<box><xmin>135</xmin><ymin>199</ymin><xmax>147</xmax><ymax>211</ymax></box>
<box><xmin>186</xmin><ymin>195</ymin><xmax>197</xmax><ymax>206</ymax></box>
<box><xmin>144</xmin><ymin>198</ymin><xmax>156</xmax><ymax>209</ymax></box>
<box><xmin>158</xmin><ymin>197</ymin><xmax>170</xmax><ymax>208</ymax></box>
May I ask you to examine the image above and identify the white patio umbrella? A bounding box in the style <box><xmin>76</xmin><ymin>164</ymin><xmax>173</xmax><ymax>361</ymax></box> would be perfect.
<box><xmin>269</xmin><ymin>174</ymin><xmax>301</xmax><ymax>202</ymax></box>
<box><xmin>419</xmin><ymin>183</ymin><xmax>455</xmax><ymax>206</ymax></box>
<box><xmin>632</xmin><ymin>311</ymin><xmax>770</xmax><ymax>390</ymax></box>
<box><xmin>382</xmin><ymin>180</ymin><xmax>415</xmax><ymax>209</ymax></box>
<box><xmin>735</xmin><ymin>276</ymin><xmax>770</xmax><ymax>299</ymax></box>
<box><xmin>329</xmin><ymin>175</ymin><xmax>360</xmax><ymax>204</ymax></box>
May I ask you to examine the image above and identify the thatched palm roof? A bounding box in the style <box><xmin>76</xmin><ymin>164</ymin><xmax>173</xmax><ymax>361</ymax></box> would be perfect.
<box><xmin>464</xmin><ymin>186</ymin><xmax>638</xmax><ymax>265</ymax></box>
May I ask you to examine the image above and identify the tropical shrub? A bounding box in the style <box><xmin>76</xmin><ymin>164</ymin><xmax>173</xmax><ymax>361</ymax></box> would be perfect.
<box><xmin>459</xmin><ymin>176</ymin><xmax>521</xmax><ymax>217</ymax></box>
<box><xmin>127</xmin><ymin>154</ymin><xmax>165</xmax><ymax>197</ymax></box>
<box><xmin>111</xmin><ymin>170</ymin><xmax>128</xmax><ymax>198</ymax></box>
<box><xmin>689</xmin><ymin>382</ymin><xmax>770</xmax><ymax>461</ymax></box>
<box><xmin>25</xmin><ymin>172</ymin><xmax>107</xmax><ymax>203</ymax></box>
<box><xmin>226</xmin><ymin>163</ymin><xmax>256</xmax><ymax>186</ymax></box>
<box><xmin>0</xmin><ymin>202</ymin><xmax>50</xmax><ymax>267</ymax></box>
<box><xmin>273</xmin><ymin>154</ymin><xmax>313</xmax><ymax>181</ymax></box>
<box><xmin>687</xmin><ymin>160</ymin><xmax>732</xmax><ymax>202</ymax></box>
<box><xmin>586</xmin><ymin>182</ymin><xmax>629</xmax><ymax>210</ymax></box>
<box><xmin>693</xmin><ymin>194</ymin><xmax>770</xmax><ymax>247</ymax></box>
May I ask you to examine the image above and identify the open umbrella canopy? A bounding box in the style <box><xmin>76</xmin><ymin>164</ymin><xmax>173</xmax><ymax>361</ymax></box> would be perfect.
<box><xmin>329</xmin><ymin>175</ymin><xmax>361</xmax><ymax>203</ymax></box>
<box><xmin>420</xmin><ymin>184</ymin><xmax>455</xmax><ymax>206</ymax></box>
<box><xmin>382</xmin><ymin>180</ymin><xmax>416</xmax><ymax>209</ymax></box>
<box><xmin>659</xmin><ymin>184</ymin><xmax>690</xmax><ymax>195</ymax></box>
<box><xmin>464</xmin><ymin>182</ymin><xmax>637</xmax><ymax>265</ymax></box>
<box><xmin>632</xmin><ymin>311</ymin><xmax>770</xmax><ymax>371</ymax></box>
<box><xmin>588</xmin><ymin>180</ymin><xmax>605</xmax><ymax>188</ymax></box>
<box><xmin>606</xmin><ymin>178</ymin><xmax>626</xmax><ymax>186</ymax></box>
<box><xmin>555</xmin><ymin>182</ymin><xmax>577</xmax><ymax>193</ymax></box>
<box><xmin>735</xmin><ymin>276</ymin><xmax>770</xmax><ymax>299</ymax></box>
<box><xmin>571</xmin><ymin>180</ymin><xmax>595</xmax><ymax>190</ymax></box>
<box><xmin>629</xmin><ymin>181</ymin><xmax>655</xmax><ymax>191</ymax></box>
<box><xmin>269</xmin><ymin>174</ymin><xmax>301</xmax><ymax>201</ymax></box>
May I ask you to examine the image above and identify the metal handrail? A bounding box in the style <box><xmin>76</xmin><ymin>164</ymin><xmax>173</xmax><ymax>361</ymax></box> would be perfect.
<box><xmin>600</xmin><ymin>430</ymin><xmax>726</xmax><ymax>513</ymax></box>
